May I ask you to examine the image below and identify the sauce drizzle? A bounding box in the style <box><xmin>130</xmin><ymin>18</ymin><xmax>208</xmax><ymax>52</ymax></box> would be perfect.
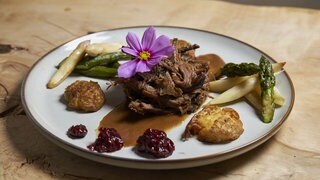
<box><xmin>99</xmin><ymin>103</ymin><xmax>187</xmax><ymax>147</ymax></box>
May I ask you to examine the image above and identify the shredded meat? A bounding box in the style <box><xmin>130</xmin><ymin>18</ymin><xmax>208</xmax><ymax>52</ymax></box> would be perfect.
<box><xmin>118</xmin><ymin>39</ymin><xmax>209</xmax><ymax>115</ymax></box>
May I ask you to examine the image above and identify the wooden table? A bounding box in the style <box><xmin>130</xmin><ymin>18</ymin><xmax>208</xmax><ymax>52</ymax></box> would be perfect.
<box><xmin>1</xmin><ymin>0</ymin><xmax>319</xmax><ymax>179</ymax></box>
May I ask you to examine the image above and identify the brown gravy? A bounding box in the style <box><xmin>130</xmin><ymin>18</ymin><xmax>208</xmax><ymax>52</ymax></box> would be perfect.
<box><xmin>197</xmin><ymin>54</ymin><xmax>225</xmax><ymax>81</ymax></box>
<box><xmin>99</xmin><ymin>103</ymin><xmax>187</xmax><ymax>147</ymax></box>
<box><xmin>99</xmin><ymin>54</ymin><xmax>225</xmax><ymax>147</ymax></box>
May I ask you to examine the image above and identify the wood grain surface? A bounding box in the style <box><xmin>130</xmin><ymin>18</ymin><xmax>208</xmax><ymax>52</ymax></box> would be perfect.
<box><xmin>0</xmin><ymin>0</ymin><xmax>319</xmax><ymax>179</ymax></box>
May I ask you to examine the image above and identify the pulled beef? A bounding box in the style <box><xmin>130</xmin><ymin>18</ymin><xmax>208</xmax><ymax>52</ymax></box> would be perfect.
<box><xmin>118</xmin><ymin>39</ymin><xmax>209</xmax><ymax>115</ymax></box>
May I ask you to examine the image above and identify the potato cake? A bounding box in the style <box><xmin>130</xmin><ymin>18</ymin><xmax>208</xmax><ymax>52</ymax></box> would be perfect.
<box><xmin>183</xmin><ymin>105</ymin><xmax>244</xmax><ymax>143</ymax></box>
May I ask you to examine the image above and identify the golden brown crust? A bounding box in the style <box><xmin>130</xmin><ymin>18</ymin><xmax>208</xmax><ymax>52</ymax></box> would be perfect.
<box><xmin>64</xmin><ymin>80</ymin><xmax>105</xmax><ymax>112</ymax></box>
<box><xmin>183</xmin><ymin>105</ymin><xmax>244</xmax><ymax>143</ymax></box>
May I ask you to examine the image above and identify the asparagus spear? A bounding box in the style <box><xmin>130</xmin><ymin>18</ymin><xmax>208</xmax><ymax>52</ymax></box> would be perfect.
<box><xmin>110</xmin><ymin>61</ymin><xmax>120</xmax><ymax>68</ymax></box>
<box><xmin>76</xmin><ymin>66</ymin><xmax>118</xmax><ymax>78</ymax></box>
<box><xmin>259</xmin><ymin>56</ymin><xmax>275</xmax><ymax>123</ymax></box>
<box><xmin>221</xmin><ymin>62</ymin><xmax>260</xmax><ymax>77</ymax></box>
<box><xmin>47</xmin><ymin>40</ymin><xmax>90</xmax><ymax>89</ymax></box>
<box><xmin>75</xmin><ymin>52</ymin><xmax>131</xmax><ymax>70</ymax></box>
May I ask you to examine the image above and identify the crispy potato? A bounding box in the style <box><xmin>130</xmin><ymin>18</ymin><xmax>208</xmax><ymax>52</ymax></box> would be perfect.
<box><xmin>47</xmin><ymin>40</ymin><xmax>90</xmax><ymax>89</ymax></box>
<box><xmin>183</xmin><ymin>105</ymin><xmax>244</xmax><ymax>143</ymax></box>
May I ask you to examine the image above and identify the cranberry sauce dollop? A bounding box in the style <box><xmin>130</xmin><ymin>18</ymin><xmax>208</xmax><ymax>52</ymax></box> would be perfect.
<box><xmin>87</xmin><ymin>127</ymin><xmax>124</xmax><ymax>153</ymax></box>
<box><xmin>67</xmin><ymin>124</ymin><xmax>88</xmax><ymax>139</ymax></box>
<box><xmin>136</xmin><ymin>128</ymin><xmax>175</xmax><ymax>158</ymax></box>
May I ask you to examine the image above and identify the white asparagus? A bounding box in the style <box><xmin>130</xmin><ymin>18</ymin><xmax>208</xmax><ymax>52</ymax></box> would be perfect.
<box><xmin>209</xmin><ymin>62</ymin><xmax>286</xmax><ymax>93</ymax></box>
<box><xmin>85</xmin><ymin>42</ymin><xmax>123</xmax><ymax>57</ymax></box>
<box><xmin>209</xmin><ymin>75</ymin><xmax>255</xmax><ymax>93</ymax></box>
<box><xmin>274</xmin><ymin>87</ymin><xmax>285</xmax><ymax>106</ymax></box>
<box><xmin>245</xmin><ymin>86</ymin><xmax>284</xmax><ymax>111</ymax></box>
<box><xmin>272</xmin><ymin>62</ymin><xmax>286</xmax><ymax>73</ymax></box>
<box><xmin>207</xmin><ymin>76</ymin><xmax>259</xmax><ymax>105</ymax></box>
<box><xmin>47</xmin><ymin>40</ymin><xmax>90</xmax><ymax>89</ymax></box>
<box><xmin>244</xmin><ymin>85</ymin><xmax>262</xmax><ymax>111</ymax></box>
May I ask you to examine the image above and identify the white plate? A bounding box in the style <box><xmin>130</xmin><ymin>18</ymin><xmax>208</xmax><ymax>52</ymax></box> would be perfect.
<box><xmin>21</xmin><ymin>26</ymin><xmax>295</xmax><ymax>169</ymax></box>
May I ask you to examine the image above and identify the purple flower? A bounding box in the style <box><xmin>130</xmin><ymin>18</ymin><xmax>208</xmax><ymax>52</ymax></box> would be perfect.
<box><xmin>118</xmin><ymin>27</ymin><xmax>174</xmax><ymax>78</ymax></box>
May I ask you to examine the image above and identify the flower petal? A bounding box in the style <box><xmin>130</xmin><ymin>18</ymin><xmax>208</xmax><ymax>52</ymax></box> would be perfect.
<box><xmin>152</xmin><ymin>45</ymin><xmax>174</xmax><ymax>58</ymax></box>
<box><xmin>141</xmin><ymin>27</ymin><xmax>156</xmax><ymax>50</ymax></box>
<box><xmin>126</xmin><ymin>32</ymin><xmax>142</xmax><ymax>51</ymax></box>
<box><xmin>146</xmin><ymin>57</ymin><xmax>162</xmax><ymax>68</ymax></box>
<box><xmin>117</xmin><ymin>59</ymin><xmax>139</xmax><ymax>78</ymax></box>
<box><xmin>150</xmin><ymin>35</ymin><xmax>172</xmax><ymax>55</ymax></box>
<box><xmin>121</xmin><ymin>47</ymin><xmax>138</xmax><ymax>56</ymax></box>
<box><xmin>135</xmin><ymin>60</ymin><xmax>151</xmax><ymax>73</ymax></box>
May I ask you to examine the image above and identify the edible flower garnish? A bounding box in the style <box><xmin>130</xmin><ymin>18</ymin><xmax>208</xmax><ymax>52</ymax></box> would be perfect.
<box><xmin>118</xmin><ymin>27</ymin><xmax>174</xmax><ymax>78</ymax></box>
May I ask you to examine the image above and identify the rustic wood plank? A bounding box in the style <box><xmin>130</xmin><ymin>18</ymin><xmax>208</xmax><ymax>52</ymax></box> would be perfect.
<box><xmin>0</xmin><ymin>0</ymin><xmax>319</xmax><ymax>179</ymax></box>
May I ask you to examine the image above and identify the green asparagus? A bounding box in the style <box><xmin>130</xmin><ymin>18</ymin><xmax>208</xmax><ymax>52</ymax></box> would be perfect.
<box><xmin>259</xmin><ymin>56</ymin><xmax>275</xmax><ymax>123</ymax></box>
<box><xmin>76</xmin><ymin>66</ymin><xmax>118</xmax><ymax>78</ymax></box>
<box><xmin>110</xmin><ymin>61</ymin><xmax>120</xmax><ymax>68</ymax></box>
<box><xmin>221</xmin><ymin>62</ymin><xmax>260</xmax><ymax>77</ymax></box>
<box><xmin>75</xmin><ymin>52</ymin><xmax>131</xmax><ymax>70</ymax></box>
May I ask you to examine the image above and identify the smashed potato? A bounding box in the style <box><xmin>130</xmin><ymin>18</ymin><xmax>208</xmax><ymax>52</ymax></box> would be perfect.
<box><xmin>183</xmin><ymin>105</ymin><xmax>244</xmax><ymax>143</ymax></box>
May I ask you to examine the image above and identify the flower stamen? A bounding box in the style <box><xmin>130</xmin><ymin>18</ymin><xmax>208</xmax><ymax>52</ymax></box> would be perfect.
<box><xmin>139</xmin><ymin>51</ymin><xmax>151</xmax><ymax>61</ymax></box>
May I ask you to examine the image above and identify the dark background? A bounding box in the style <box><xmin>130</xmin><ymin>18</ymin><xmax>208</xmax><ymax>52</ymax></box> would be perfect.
<box><xmin>217</xmin><ymin>0</ymin><xmax>320</xmax><ymax>9</ymax></box>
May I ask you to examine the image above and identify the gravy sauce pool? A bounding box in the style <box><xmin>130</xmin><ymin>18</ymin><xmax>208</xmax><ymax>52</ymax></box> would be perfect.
<box><xmin>99</xmin><ymin>103</ymin><xmax>187</xmax><ymax>146</ymax></box>
<box><xmin>197</xmin><ymin>54</ymin><xmax>225</xmax><ymax>81</ymax></box>
<box><xmin>99</xmin><ymin>54</ymin><xmax>225</xmax><ymax>147</ymax></box>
